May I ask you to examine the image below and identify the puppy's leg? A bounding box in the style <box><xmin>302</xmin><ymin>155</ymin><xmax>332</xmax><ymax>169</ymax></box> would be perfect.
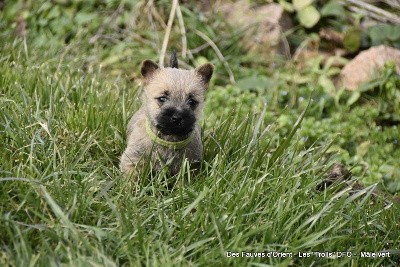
<box><xmin>120</xmin><ymin>149</ymin><xmax>140</xmax><ymax>174</ymax></box>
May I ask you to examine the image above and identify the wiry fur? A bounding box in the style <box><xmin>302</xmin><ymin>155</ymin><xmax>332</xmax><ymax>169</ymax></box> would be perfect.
<box><xmin>170</xmin><ymin>51</ymin><xmax>178</xmax><ymax>68</ymax></box>
<box><xmin>120</xmin><ymin>58</ymin><xmax>213</xmax><ymax>176</ymax></box>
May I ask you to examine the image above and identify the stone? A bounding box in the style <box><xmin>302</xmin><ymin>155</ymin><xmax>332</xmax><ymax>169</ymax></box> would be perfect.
<box><xmin>339</xmin><ymin>45</ymin><xmax>400</xmax><ymax>90</ymax></box>
<box><xmin>216</xmin><ymin>1</ymin><xmax>292</xmax><ymax>56</ymax></box>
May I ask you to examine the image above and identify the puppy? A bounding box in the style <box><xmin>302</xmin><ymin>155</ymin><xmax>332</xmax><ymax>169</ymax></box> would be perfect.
<box><xmin>120</xmin><ymin>53</ymin><xmax>213</xmax><ymax>176</ymax></box>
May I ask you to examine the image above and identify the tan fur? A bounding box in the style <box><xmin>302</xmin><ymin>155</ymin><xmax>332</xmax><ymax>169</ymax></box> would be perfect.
<box><xmin>120</xmin><ymin>60</ymin><xmax>213</xmax><ymax>177</ymax></box>
<box><xmin>143</xmin><ymin>69</ymin><xmax>206</xmax><ymax>127</ymax></box>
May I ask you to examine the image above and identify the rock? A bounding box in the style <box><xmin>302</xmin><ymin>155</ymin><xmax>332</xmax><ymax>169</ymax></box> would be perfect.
<box><xmin>293</xmin><ymin>34</ymin><xmax>347</xmax><ymax>69</ymax></box>
<box><xmin>317</xmin><ymin>163</ymin><xmax>400</xmax><ymax>206</ymax></box>
<box><xmin>316</xmin><ymin>163</ymin><xmax>352</xmax><ymax>191</ymax></box>
<box><xmin>216</xmin><ymin>1</ymin><xmax>292</xmax><ymax>56</ymax></box>
<box><xmin>339</xmin><ymin>45</ymin><xmax>400</xmax><ymax>90</ymax></box>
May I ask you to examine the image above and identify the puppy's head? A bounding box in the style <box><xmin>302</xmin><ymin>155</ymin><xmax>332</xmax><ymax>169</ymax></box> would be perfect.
<box><xmin>141</xmin><ymin>59</ymin><xmax>213</xmax><ymax>137</ymax></box>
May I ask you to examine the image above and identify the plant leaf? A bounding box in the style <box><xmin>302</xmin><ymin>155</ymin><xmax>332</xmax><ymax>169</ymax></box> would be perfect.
<box><xmin>321</xmin><ymin>1</ymin><xmax>346</xmax><ymax>20</ymax></box>
<box><xmin>343</xmin><ymin>28</ymin><xmax>361</xmax><ymax>53</ymax></box>
<box><xmin>368</xmin><ymin>24</ymin><xmax>392</xmax><ymax>46</ymax></box>
<box><xmin>279</xmin><ymin>0</ymin><xmax>294</xmax><ymax>12</ymax></box>
<box><xmin>318</xmin><ymin>75</ymin><xmax>336</xmax><ymax>96</ymax></box>
<box><xmin>297</xmin><ymin>6</ymin><xmax>320</xmax><ymax>28</ymax></box>
<box><xmin>347</xmin><ymin>91</ymin><xmax>361</xmax><ymax>106</ymax></box>
<box><xmin>293</xmin><ymin>0</ymin><xmax>313</xmax><ymax>11</ymax></box>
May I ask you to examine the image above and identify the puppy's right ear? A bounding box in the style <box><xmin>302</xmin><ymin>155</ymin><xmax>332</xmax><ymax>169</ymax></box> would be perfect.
<box><xmin>141</xmin><ymin>60</ymin><xmax>159</xmax><ymax>80</ymax></box>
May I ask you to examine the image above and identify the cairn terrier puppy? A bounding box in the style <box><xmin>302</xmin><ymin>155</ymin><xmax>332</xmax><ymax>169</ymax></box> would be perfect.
<box><xmin>120</xmin><ymin>53</ymin><xmax>214</xmax><ymax>176</ymax></box>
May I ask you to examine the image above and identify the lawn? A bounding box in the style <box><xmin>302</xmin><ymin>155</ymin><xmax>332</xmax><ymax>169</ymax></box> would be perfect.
<box><xmin>1</xmin><ymin>1</ymin><xmax>399</xmax><ymax>266</ymax></box>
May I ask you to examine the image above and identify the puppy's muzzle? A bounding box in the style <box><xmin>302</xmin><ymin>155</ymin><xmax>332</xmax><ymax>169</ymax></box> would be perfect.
<box><xmin>171</xmin><ymin>113</ymin><xmax>183</xmax><ymax>125</ymax></box>
<box><xmin>156</xmin><ymin>107</ymin><xmax>196</xmax><ymax>136</ymax></box>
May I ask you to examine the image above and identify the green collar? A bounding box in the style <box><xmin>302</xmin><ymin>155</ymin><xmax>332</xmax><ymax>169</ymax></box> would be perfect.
<box><xmin>145</xmin><ymin>119</ymin><xmax>192</xmax><ymax>149</ymax></box>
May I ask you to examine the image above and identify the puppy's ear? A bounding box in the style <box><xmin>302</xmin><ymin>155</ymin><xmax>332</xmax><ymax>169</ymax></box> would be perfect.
<box><xmin>170</xmin><ymin>51</ymin><xmax>178</xmax><ymax>68</ymax></box>
<box><xmin>195</xmin><ymin>63</ymin><xmax>214</xmax><ymax>88</ymax></box>
<box><xmin>141</xmin><ymin>60</ymin><xmax>159</xmax><ymax>80</ymax></box>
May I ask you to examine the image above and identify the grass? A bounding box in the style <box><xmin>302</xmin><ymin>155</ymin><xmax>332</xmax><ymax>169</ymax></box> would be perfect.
<box><xmin>1</xmin><ymin>43</ymin><xmax>399</xmax><ymax>267</ymax></box>
<box><xmin>1</xmin><ymin>1</ymin><xmax>400</xmax><ymax>266</ymax></box>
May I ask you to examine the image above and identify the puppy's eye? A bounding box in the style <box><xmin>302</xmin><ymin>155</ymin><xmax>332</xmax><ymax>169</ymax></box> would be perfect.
<box><xmin>157</xmin><ymin>96</ymin><xmax>167</xmax><ymax>103</ymax></box>
<box><xmin>187</xmin><ymin>98</ymin><xmax>198</xmax><ymax>106</ymax></box>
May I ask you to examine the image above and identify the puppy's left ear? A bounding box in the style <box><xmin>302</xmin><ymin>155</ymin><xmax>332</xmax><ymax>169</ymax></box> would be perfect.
<box><xmin>195</xmin><ymin>63</ymin><xmax>214</xmax><ymax>88</ymax></box>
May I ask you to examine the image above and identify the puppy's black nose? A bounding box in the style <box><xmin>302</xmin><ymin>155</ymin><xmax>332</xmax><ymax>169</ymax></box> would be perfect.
<box><xmin>171</xmin><ymin>114</ymin><xmax>182</xmax><ymax>124</ymax></box>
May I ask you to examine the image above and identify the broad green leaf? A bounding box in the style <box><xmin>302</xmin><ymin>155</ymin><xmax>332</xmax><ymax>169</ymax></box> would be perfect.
<box><xmin>343</xmin><ymin>28</ymin><xmax>361</xmax><ymax>53</ymax></box>
<box><xmin>279</xmin><ymin>0</ymin><xmax>294</xmax><ymax>12</ymax></box>
<box><xmin>321</xmin><ymin>1</ymin><xmax>346</xmax><ymax>20</ymax></box>
<box><xmin>297</xmin><ymin>6</ymin><xmax>320</xmax><ymax>28</ymax></box>
<box><xmin>293</xmin><ymin>0</ymin><xmax>313</xmax><ymax>11</ymax></box>
<box><xmin>196</xmin><ymin>56</ymin><xmax>208</xmax><ymax>66</ymax></box>
<box><xmin>388</xmin><ymin>25</ymin><xmax>400</xmax><ymax>41</ymax></box>
<box><xmin>347</xmin><ymin>91</ymin><xmax>361</xmax><ymax>106</ymax></box>
<box><xmin>369</xmin><ymin>24</ymin><xmax>392</xmax><ymax>46</ymax></box>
